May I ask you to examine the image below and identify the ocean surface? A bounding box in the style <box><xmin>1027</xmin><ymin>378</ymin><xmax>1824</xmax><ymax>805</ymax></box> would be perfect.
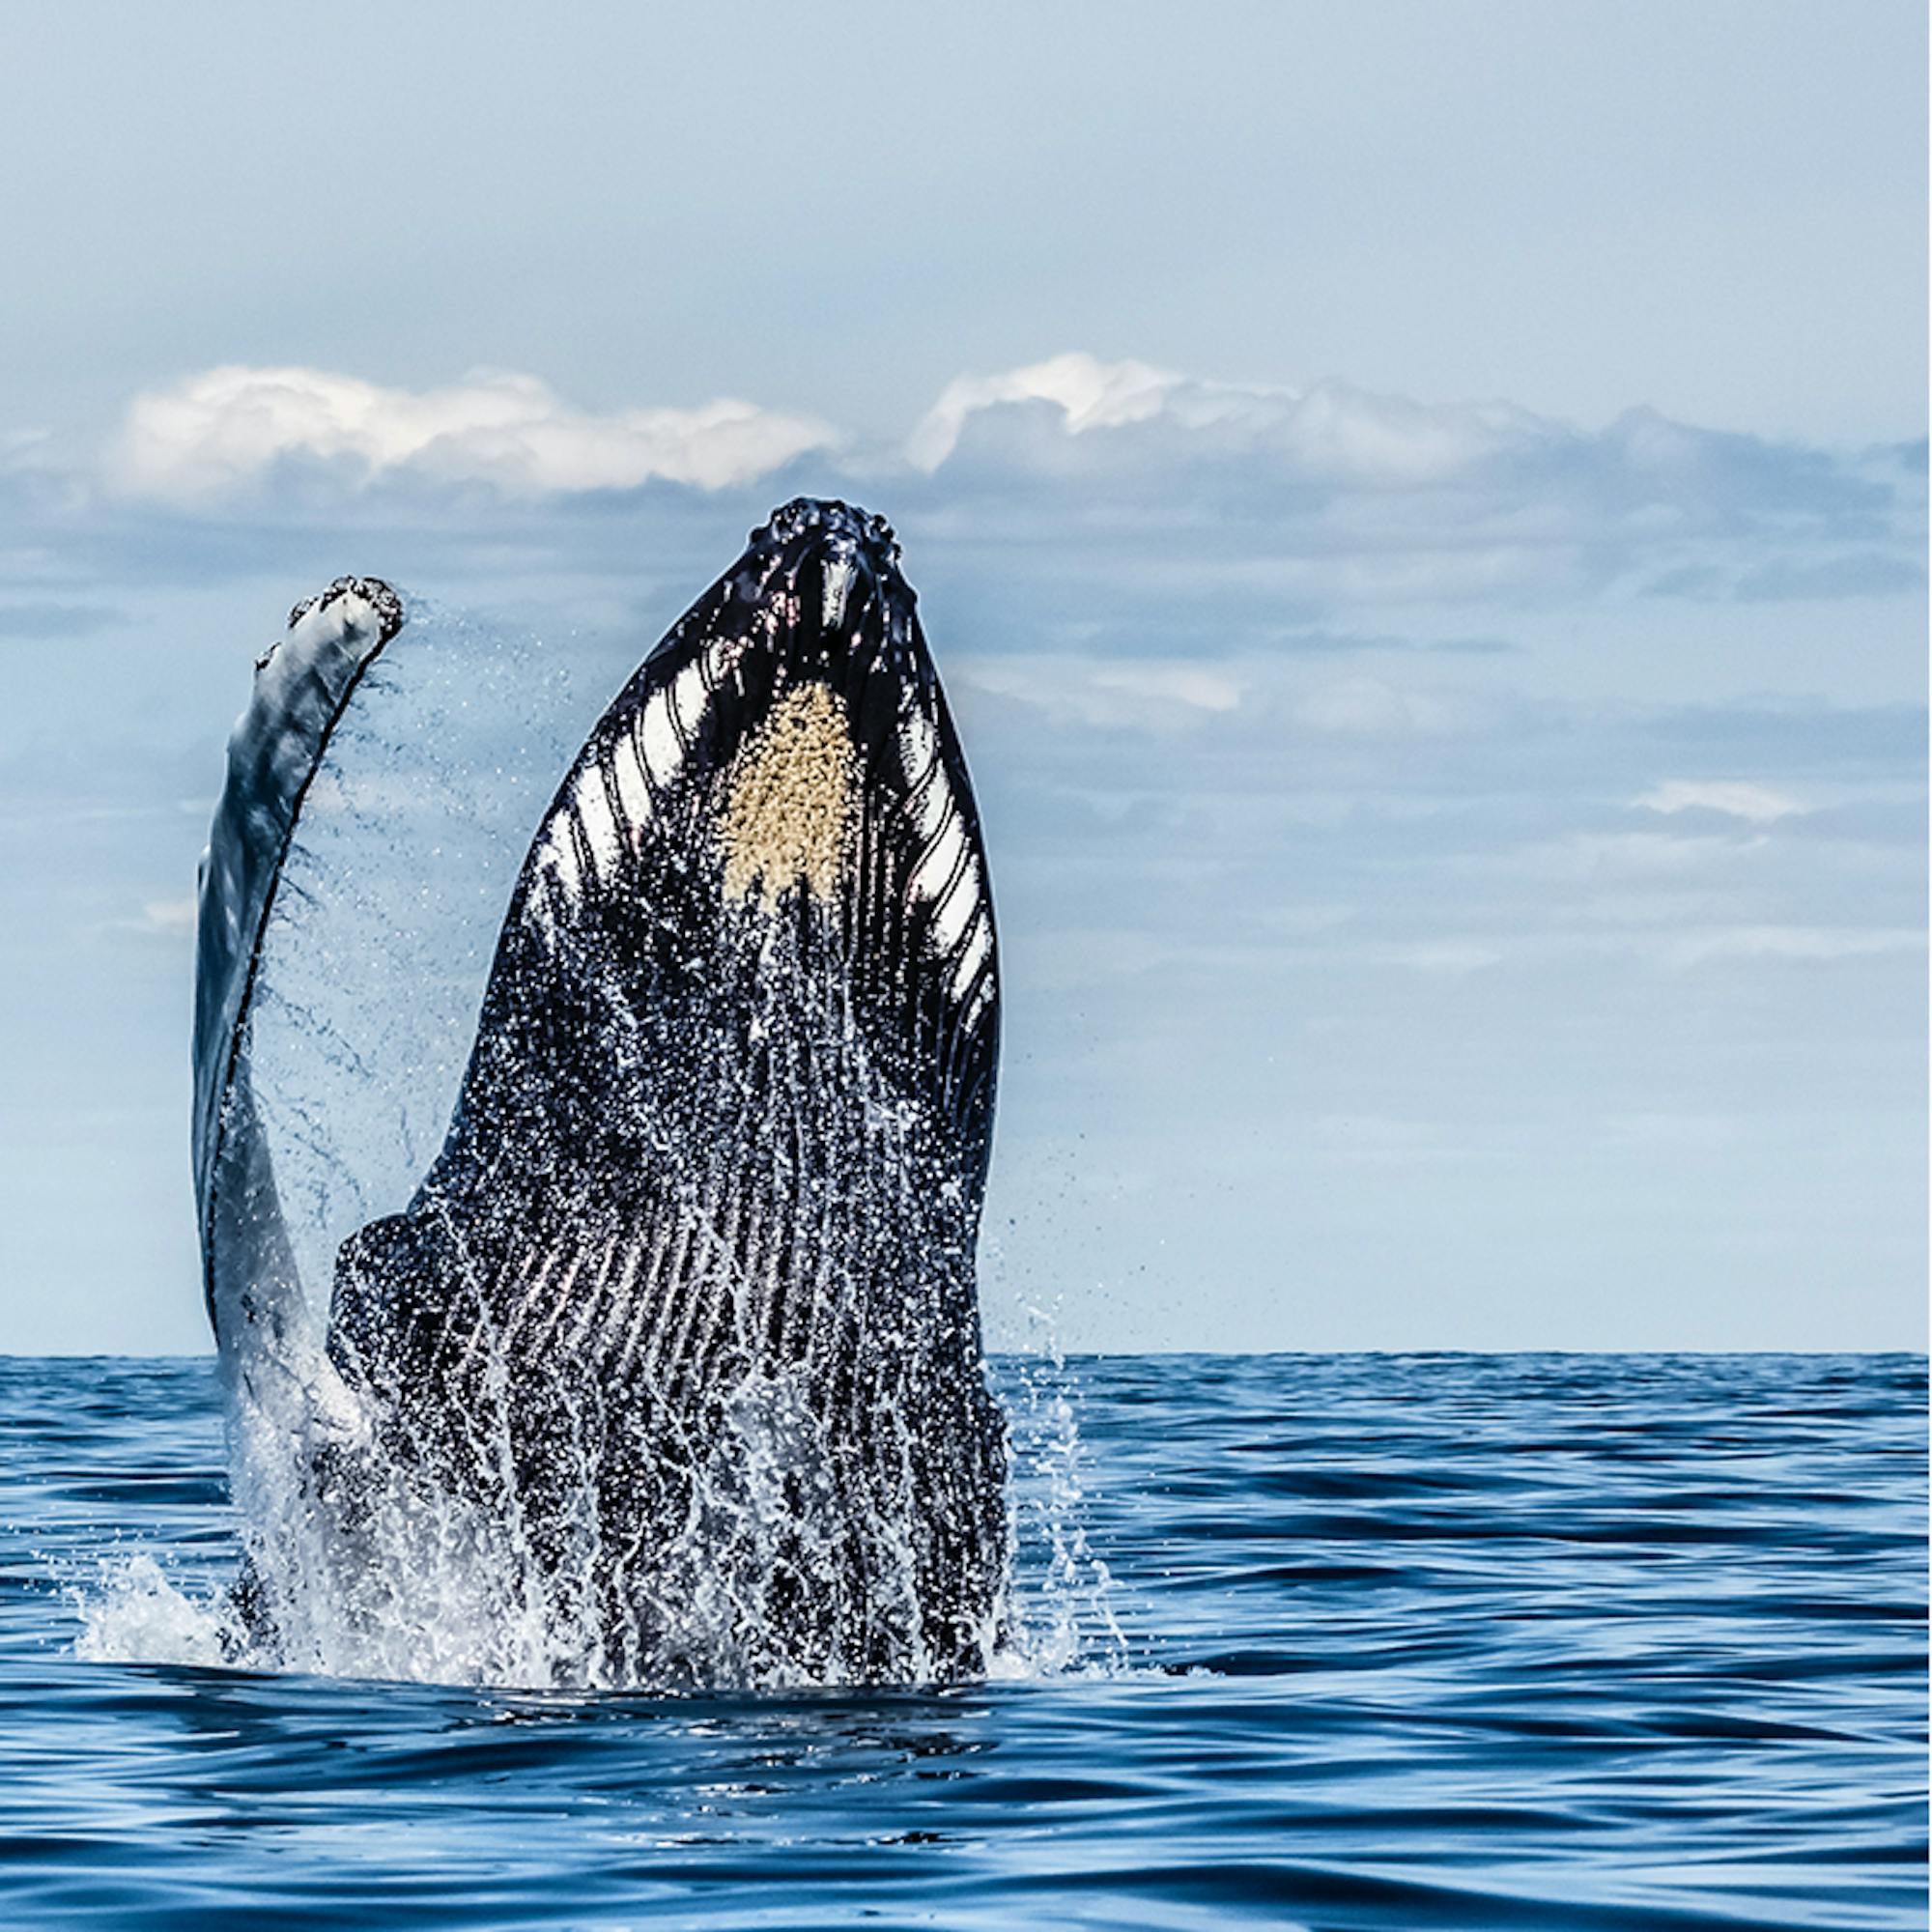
<box><xmin>0</xmin><ymin>1350</ymin><xmax>1923</xmax><ymax>1930</ymax></box>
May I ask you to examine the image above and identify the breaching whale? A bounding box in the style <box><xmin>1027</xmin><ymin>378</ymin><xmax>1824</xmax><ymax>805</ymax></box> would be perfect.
<box><xmin>194</xmin><ymin>502</ymin><xmax>1008</xmax><ymax>1684</ymax></box>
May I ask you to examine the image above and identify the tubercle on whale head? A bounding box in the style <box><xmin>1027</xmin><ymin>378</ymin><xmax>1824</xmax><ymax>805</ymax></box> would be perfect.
<box><xmin>748</xmin><ymin>497</ymin><xmax>901</xmax><ymax>570</ymax></box>
<box><xmin>722</xmin><ymin>498</ymin><xmax>923</xmax><ymax>686</ymax></box>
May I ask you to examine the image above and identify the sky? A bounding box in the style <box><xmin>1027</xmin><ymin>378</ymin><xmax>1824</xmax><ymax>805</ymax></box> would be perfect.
<box><xmin>0</xmin><ymin>1</ymin><xmax>1923</xmax><ymax>1354</ymax></box>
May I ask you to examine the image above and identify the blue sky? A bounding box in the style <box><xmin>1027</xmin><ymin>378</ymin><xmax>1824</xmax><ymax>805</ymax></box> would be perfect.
<box><xmin>0</xmin><ymin>1</ymin><xmax>1923</xmax><ymax>1353</ymax></box>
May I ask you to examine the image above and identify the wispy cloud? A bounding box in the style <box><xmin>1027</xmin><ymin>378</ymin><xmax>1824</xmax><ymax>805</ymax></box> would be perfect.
<box><xmin>1634</xmin><ymin>780</ymin><xmax>1807</xmax><ymax>823</ymax></box>
<box><xmin>0</xmin><ymin>602</ymin><xmax>123</xmax><ymax>640</ymax></box>
<box><xmin>958</xmin><ymin>657</ymin><xmax>1242</xmax><ymax>732</ymax></box>
<box><xmin>135</xmin><ymin>898</ymin><xmax>196</xmax><ymax>936</ymax></box>
<box><xmin>1373</xmin><ymin>939</ymin><xmax>1506</xmax><ymax>975</ymax></box>
<box><xmin>1663</xmin><ymin>923</ymin><xmax>1924</xmax><ymax>968</ymax></box>
<box><xmin>1291</xmin><ymin>677</ymin><xmax>1485</xmax><ymax>738</ymax></box>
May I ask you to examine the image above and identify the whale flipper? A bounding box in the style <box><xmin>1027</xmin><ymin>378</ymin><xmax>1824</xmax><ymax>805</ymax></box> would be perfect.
<box><xmin>193</xmin><ymin>579</ymin><xmax>406</xmax><ymax>1364</ymax></box>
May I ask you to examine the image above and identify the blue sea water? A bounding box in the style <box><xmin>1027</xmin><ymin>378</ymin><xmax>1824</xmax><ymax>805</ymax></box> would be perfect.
<box><xmin>0</xmin><ymin>1350</ymin><xmax>1923</xmax><ymax>1930</ymax></box>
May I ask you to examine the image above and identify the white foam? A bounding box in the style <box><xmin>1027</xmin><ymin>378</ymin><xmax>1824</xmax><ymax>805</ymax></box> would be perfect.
<box><xmin>72</xmin><ymin>1554</ymin><xmax>236</xmax><ymax>1668</ymax></box>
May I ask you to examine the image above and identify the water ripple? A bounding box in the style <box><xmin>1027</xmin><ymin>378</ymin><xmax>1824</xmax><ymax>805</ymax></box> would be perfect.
<box><xmin>0</xmin><ymin>1351</ymin><xmax>1923</xmax><ymax>1929</ymax></box>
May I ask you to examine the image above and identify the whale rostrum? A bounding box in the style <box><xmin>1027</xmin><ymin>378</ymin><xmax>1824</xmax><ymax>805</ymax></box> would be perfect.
<box><xmin>194</xmin><ymin>505</ymin><xmax>1009</xmax><ymax>1684</ymax></box>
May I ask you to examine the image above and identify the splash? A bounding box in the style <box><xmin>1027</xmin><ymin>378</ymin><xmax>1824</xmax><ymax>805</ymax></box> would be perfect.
<box><xmin>71</xmin><ymin>1362</ymin><xmax>1126</xmax><ymax>1689</ymax></box>
<box><xmin>73</xmin><ymin>1554</ymin><xmax>239</xmax><ymax>1668</ymax></box>
<box><xmin>992</xmin><ymin>1319</ymin><xmax>1131</xmax><ymax>1680</ymax></box>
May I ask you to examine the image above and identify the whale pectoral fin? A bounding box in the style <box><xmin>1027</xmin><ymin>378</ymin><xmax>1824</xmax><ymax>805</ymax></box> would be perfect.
<box><xmin>195</xmin><ymin>577</ymin><xmax>406</xmax><ymax>1351</ymax></box>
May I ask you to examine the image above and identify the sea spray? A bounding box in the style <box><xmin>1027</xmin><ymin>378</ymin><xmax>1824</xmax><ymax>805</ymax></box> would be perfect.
<box><xmin>73</xmin><ymin>1355</ymin><xmax>1123</xmax><ymax>1690</ymax></box>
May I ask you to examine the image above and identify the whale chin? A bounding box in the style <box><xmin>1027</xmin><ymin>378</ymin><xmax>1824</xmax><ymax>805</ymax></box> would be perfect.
<box><xmin>195</xmin><ymin>500</ymin><xmax>1008</xmax><ymax>1687</ymax></box>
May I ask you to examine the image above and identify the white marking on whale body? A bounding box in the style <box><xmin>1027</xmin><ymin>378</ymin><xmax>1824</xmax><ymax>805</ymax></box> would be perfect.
<box><xmin>899</xmin><ymin>711</ymin><xmax>953</xmax><ymax>840</ymax></box>
<box><xmin>960</xmin><ymin>980</ymin><xmax>991</xmax><ymax>1035</ymax></box>
<box><xmin>526</xmin><ymin>1247</ymin><xmax>590</xmax><ymax>1355</ymax></box>
<box><xmin>611</xmin><ymin>728</ymin><xmax>652</xmax><ymax>828</ymax></box>
<box><xmin>542</xmin><ymin>820</ymin><xmax>582</xmax><ymax>909</ymax></box>
<box><xmin>821</xmin><ymin>555</ymin><xmax>854</xmax><ymax>631</ymax></box>
<box><xmin>638</xmin><ymin>691</ymin><xmax>683</xmax><ymax>791</ymax></box>
<box><xmin>930</xmin><ymin>859</ymin><xmax>980</xmax><ymax>953</ymax></box>
<box><xmin>895</xmin><ymin>701</ymin><xmax>994</xmax><ymax>1004</ymax></box>
<box><xmin>951</xmin><ymin>912</ymin><xmax>993</xmax><ymax>1001</ymax></box>
<box><xmin>575</xmin><ymin>766</ymin><xmax>623</xmax><ymax>885</ymax></box>
<box><xmin>616</xmin><ymin>1214</ymin><xmax>678</xmax><ymax>1376</ymax></box>
<box><xmin>912</xmin><ymin>810</ymin><xmax>968</xmax><ymax>908</ymax></box>
<box><xmin>671</xmin><ymin>660</ymin><xmax>709</xmax><ymax>743</ymax></box>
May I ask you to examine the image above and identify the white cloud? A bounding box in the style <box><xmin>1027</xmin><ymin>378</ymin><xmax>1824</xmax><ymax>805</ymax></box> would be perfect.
<box><xmin>1634</xmin><ymin>780</ymin><xmax>1807</xmax><ymax>823</ymax></box>
<box><xmin>62</xmin><ymin>351</ymin><xmax>1923</xmax><ymax>617</ymax></box>
<box><xmin>895</xmin><ymin>354</ymin><xmax>1919</xmax><ymax>612</ymax></box>
<box><xmin>1664</xmin><ymin>924</ymin><xmax>1924</xmax><ymax>967</ymax></box>
<box><xmin>959</xmin><ymin>655</ymin><xmax>1241</xmax><ymax>731</ymax></box>
<box><xmin>1292</xmin><ymin>676</ymin><xmax>1479</xmax><ymax>737</ymax></box>
<box><xmin>110</xmin><ymin>365</ymin><xmax>837</xmax><ymax>503</ymax></box>
<box><xmin>1505</xmin><ymin>830</ymin><xmax>1762</xmax><ymax>883</ymax></box>
<box><xmin>907</xmin><ymin>350</ymin><xmax>1545</xmax><ymax>483</ymax></box>
<box><xmin>1377</xmin><ymin>939</ymin><xmax>1505</xmax><ymax>975</ymax></box>
<box><xmin>1088</xmin><ymin>664</ymin><xmax>1241</xmax><ymax>714</ymax></box>
<box><xmin>138</xmin><ymin>898</ymin><xmax>197</xmax><ymax>935</ymax></box>
<box><xmin>908</xmin><ymin>354</ymin><xmax>1179</xmax><ymax>469</ymax></box>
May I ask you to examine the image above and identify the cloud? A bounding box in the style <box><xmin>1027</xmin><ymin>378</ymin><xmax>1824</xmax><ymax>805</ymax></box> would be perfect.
<box><xmin>907</xmin><ymin>350</ymin><xmax>1548</xmax><ymax>484</ymax></box>
<box><xmin>1664</xmin><ymin>924</ymin><xmax>1924</xmax><ymax>968</ymax></box>
<box><xmin>1292</xmin><ymin>677</ymin><xmax>1482</xmax><ymax>737</ymax></box>
<box><xmin>1087</xmin><ymin>663</ymin><xmax>1241</xmax><ymax>714</ymax></box>
<box><xmin>1634</xmin><ymin>780</ymin><xmax>1807</xmax><ymax>823</ymax></box>
<box><xmin>959</xmin><ymin>655</ymin><xmax>1241</xmax><ymax>731</ymax></box>
<box><xmin>137</xmin><ymin>898</ymin><xmax>196</xmax><ymax>935</ymax></box>
<box><xmin>899</xmin><ymin>354</ymin><xmax>1920</xmax><ymax>610</ymax></box>
<box><xmin>1500</xmin><ymin>830</ymin><xmax>1766</xmax><ymax>884</ymax></box>
<box><xmin>0</xmin><ymin>602</ymin><xmax>122</xmax><ymax>639</ymax></box>
<box><xmin>1734</xmin><ymin>552</ymin><xmax>1923</xmax><ymax>601</ymax></box>
<box><xmin>29</xmin><ymin>351</ymin><xmax>1922</xmax><ymax>629</ymax></box>
<box><xmin>908</xmin><ymin>354</ymin><xmax>1179</xmax><ymax>470</ymax></box>
<box><xmin>110</xmin><ymin>366</ymin><xmax>838</xmax><ymax>504</ymax></box>
<box><xmin>1375</xmin><ymin>939</ymin><xmax>1505</xmax><ymax>975</ymax></box>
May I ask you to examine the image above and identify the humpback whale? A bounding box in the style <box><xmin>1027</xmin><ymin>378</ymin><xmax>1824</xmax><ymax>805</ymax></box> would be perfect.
<box><xmin>194</xmin><ymin>502</ymin><xmax>1008</xmax><ymax>1685</ymax></box>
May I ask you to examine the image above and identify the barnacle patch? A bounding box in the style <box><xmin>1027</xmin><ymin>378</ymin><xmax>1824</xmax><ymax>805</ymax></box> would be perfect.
<box><xmin>718</xmin><ymin>681</ymin><xmax>855</xmax><ymax>908</ymax></box>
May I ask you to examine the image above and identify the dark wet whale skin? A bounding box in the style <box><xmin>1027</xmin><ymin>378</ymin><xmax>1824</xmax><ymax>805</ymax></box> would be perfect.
<box><xmin>312</xmin><ymin>502</ymin><xmax>1008</xmax><ymax>1681</ymax></box>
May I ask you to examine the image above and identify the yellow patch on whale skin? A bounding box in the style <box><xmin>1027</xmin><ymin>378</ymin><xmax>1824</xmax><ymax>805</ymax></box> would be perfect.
<box><xmin>718</xmin><ymin>680</ymin><xmax>856</xmax><ymax>909</ymax></box>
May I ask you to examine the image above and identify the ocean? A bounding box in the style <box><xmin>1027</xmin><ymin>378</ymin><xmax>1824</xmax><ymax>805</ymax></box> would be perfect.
<box><xmin>1</xmin><ymin>1350</ymin><xmax>1923</xmax><ymax>1929</ymax></box>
